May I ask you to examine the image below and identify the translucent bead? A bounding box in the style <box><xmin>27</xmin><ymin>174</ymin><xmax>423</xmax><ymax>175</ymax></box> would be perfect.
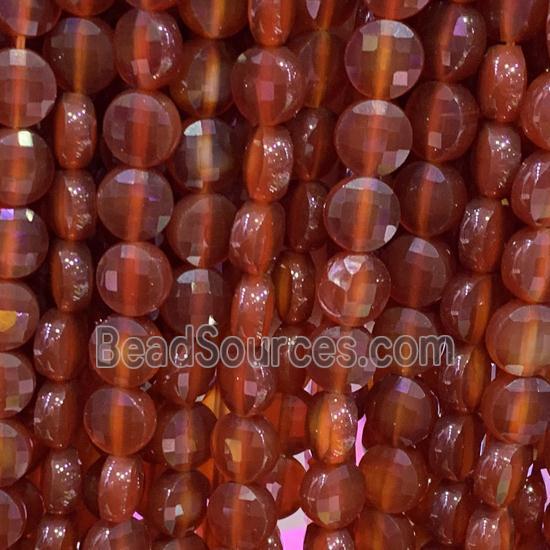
<box><xmin>0</xmin><ymin>352</ymin><xmax>35</xmax><ymax>418</ymax></box>
<box><xmin>0</xmin><ymin>487</ymin><xmax>26</xmax><ymax>548</ymax></box>
<box><xmin>249</xmin><ymin>0</ymin><xmax>295</xmax><ymax>46</ymax></box>
<box><xmin>294</xmin><ymin>0</ymin><xmax>357</xmax><ymax>30</ymax></box>
<box><xmin>0</xmin><ymin>419</ymin><xmax>32</xmax><ymax>487</ymax></box>
<box><xmin>365</xmin><ymin>0</ymin><xmax>430</xmax><ymax>20</ymax></box>
<box><xmin>305</xmin><ymin>525</ymin><xmax>354</xmax><ymax>550</ymax></box>
<box><xmin>465</xmin><ymin>506</ymin><xmax>514</xmax><ymax>550</ymax></box>
<box><xmin>83</xmin><ymin>518</ymin><xmax>151</xmax><ymax>549</ymax></box>
<box><xmin>41</xmin><ymin>448</ymin><xmax>82</xmax><ymax>514</ymax></box>
<box><xmin>35</xmin><ymin>515</ymin><xmax>77</xmax><ymax>549</ymax></box>
<box><xmin>521</xmin><ymin>73</ymin><xmax>550</xmax><ymax>151</ymax></box>
<box><xmin>354</xmin><ymin>507</ymin><xmax>415</xmax><ymax>550</ymax></box>
<box><xmin>0</xmin><ymin>0</ymin><xmax>60</xmax><ymax>36</ymax></box>
<box><xmin>510</xmin><ymin>473</ymin><xmax>546</xmax><ymax>534</ymax></box>
<box><xmin>55</xmin><ymin>0</ymin><xmax>114</xmax><ymax>16</ymax></box>
<box><xmin>178</xmin><ymin>0</ymin><xmax>247</xmax><ymax>38</ymax></box>
<box><xmin>0</xmin><ymin>281</ymin><xmax>39</xmax><ymax>352</ymax></box>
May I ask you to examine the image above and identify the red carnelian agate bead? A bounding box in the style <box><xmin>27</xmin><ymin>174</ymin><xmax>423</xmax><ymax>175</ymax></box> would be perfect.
<box><xmin>394</xmin><ymin>161</ymin><xmax>466</xmax><ymax>238</ymax></box>
<box><xmin>249</xmin><ymin>0</ymin><xmax>295</xmax><ymax>46</ymax></box>
<box><xmin>511</xmin><ymin>150</ymin><xmax>550</xmax><ymax>228</ymax></box>
<box><xmin>97</xmin><ymin>167</ymin><xmax>174</xmax><ymax>241</ymax></box>
<box><xmin>465</xmin><ymin>506</ymin><xmax>514</xmax><ymax>550</ymax></box>
<box><xmin>335</xmin><ymin>100</ymin><xmax>412</xmax><ymax>176</ymax></box>
<box><xmin>0</xmin><ymin>487</ymin><xmax>26</xmax><ymax>548</ymax></box>
<box><xmin>0</xmin><ymin>208</ymin><xmax>48</xmax><ymax>279</ymax></box>
<box><xmin>307</xmin><ymin>391</ymin><xmax>357</xmax><ymax>464</ymax></box>
<box><xmin>46</xmin><ymin>170</ymin><xmax>97</xmax><ymax>240</ymax></box>
<box><xmin>318</xmin><ymin>252</ymin><xmax>391</xmax><ymax>326</ymax></box>
<box><xmin>273</xmin><ymin>251</ymin><xmax>315</xmax><ymax>325</ymax></box>
<box><xmin>486</xmin><ymin>301</ymin><xmax>550</xmax><ymax>377</ymax></box>
<box><xmin>35</xmin><ymin>515</ymin><xmax>78</xmax><ymax>549</ymax></box>
<box><xmin>0</xmin><ymin>419</ymin><xmax>32</xmax><ymax>486</ymax></box>
<box><xmin>41</xmin><ymin>447</ymin><xmax>82</xmax><ymax>514</ymax></box>
<box><xmin>168</xmin><ymin>118</ymin><xmax>239</xmax><ymax>193</ymax></box>
<box><xmin>0</xmin><ymin>130</ymin><xmax>54</xmax><ymax>207</ymax></box>
<box><xmin>103</xmin><ymin>90</ymin><xmax>181</xmax><ymax>168</ymax></box>
<box><xmin>406</xmin><ymin>81</ymin><xmax>479</xmax><ymax>163</ymax></box>
<box><xmin>366</xmin><ymin>0</ymin><xmax>430</xmax><ymax>20</ymax></box>
<box><xmin>0</xmin><ymin>49</ymin><xmax>56</xmax><ymax>129</ymax></box>
<box><xmin>510</xmin><ymin>473</ymin><xmax>546</xmax><ymax>534</ymax></box>
<box><xmin>0</xmin><ymin>0</ymin><xmax>60</xmax><ymax>36</ymax></box>
<box><xmin>346</xmin><ymin>20</ymin><xmax>423</xmax><ymax>99</ymax></box>
<box><xmin>244</xmin><ymin>126</ymin><xmax>293</xmax><ymax>203</ymax></box>
<box><xmin>96</xmin><ymin>242</ymin><xmax>172</xmax><ymax>317</ymax></box>
<box><xmin>354</xmin><ymin>508</ymin><xmax>415</xmax><ymax>550</ymax></box>
<box><xmin>229</xmin><ymin>201</ymin><xmax>285</xmax><ymax>275</ymax></box>
<box><xmin>295</xmin><ymin>0</ymin><xmax>356</xmax><ymax>30</ymax></box>
<box><xmin>520</xmin><ymin>73</ymin><xmax>550</xmax><ymax>151</ymax></box>
<box><xmin>0</xmin><ymin>281</ymin><xmax>38</xmax><ymax>352</ymax></box>
<box><xmin>231</xmin><ymin>46</ymin><xmax>305</xmax><ymax>126</ymax></box>
<box><xmin>154</xmin><ymin>361</ymin><xmax>215</xmax><ymax>406</ymax></box>
<box><xmin>264</xmin><ymin>392</ymin><xmax>308</xmax><ymax>455</ymax></box>
<box><xmin>167</xmin><ymin>194</ymin><xmax>235</xmax><ymax>267</ymax></box>
<box><xmin>458</xmin><ymin>197</ymin><xmax>514</xmax><ymax>273</ymax></box>
<box><xmin>153</xmin><ymin>534</ymin><xmax>207</xmax><ymax>550</ymax></box>
<box><xmin>83</xmin><ymin>518</ymin><xmax>151</xmax><ymax>550</ymax></box>
<box><xmin>477</xmin><ymin>44</ymin><xmax>527</xmax><ymax>123</ymax></box>
<box><xmin>114</xmin><ymin>9</ymin><xmax>183</xmax><ymax>91</ymax></box>
<box><xmin>273</xmin><ymin>325</ymin><xmax>310</xmax><ymax>393</ymax></box>
<box><xmin>126</xmin><ymin>0</ymin><xmax>176</xmax><ymax>10</ymax></box>
<box><xmin>44</xmin><ymin>17</ymin><xmax>115</xmax><ymax>94</ymax></box>
<box><xmin>84</xmin><ymin>386</ymin><xmax>157</xmax><ymax>456</ymax></box>
<box><xmin>0</xmin><ymin>352</ymin><xmax>35</xmax><ymax>418</ymax></box>
<box><xmin>300</xmin><ymin>462</ymin><xmax>365</xmax><ymax>530</ymax></box>
<box><xmin>472</xmin><ymin>121</ymin><xmax>522</xmax><ymax>199</ymax></box>
<box><xmin>305</xmin><ymin>525</ymin><xmax>354</xmax><ymax>550</ymax></box>
<box><xmin>481</xmin><ymin>374</ymin><xmax>549</xmax><ymax>444</ymax></box>
<box><xmin>178</xmin><ymin>0</ymin><xmax>247</xmax><ymax>38</ymax></box>
<box><xmin>55</xmin><ymin>0</ymin><xmax>114</xmax><ymax>16</ymax></box>
<box><xmin>169</xmin><ymin>39</ymin><xmax>234</xmax><ymax>118</ymax></box>
<box><xmin>211</xmin><ymin>412</ymin><xmax>279</xmax><ymax>482</ymax></box>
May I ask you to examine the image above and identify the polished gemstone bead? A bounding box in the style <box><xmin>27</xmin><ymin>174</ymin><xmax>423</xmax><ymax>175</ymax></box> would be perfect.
<box><xmin>300</xmin><ymin>462</ymin><xmax>365</xmax><ymax>529</ymax></box>
<box><xmin>212</xmin><ymin>412</ymin><xmax>279</xmax><ymax>483</ymax></box>
<box><xmin>98</xmin><ymin>167</ymin><xmax>173</xmax><ymax>241</ymax></box>
<box><xmin>83</xmin><ymin>518</ymin><xmax>151</xmax><ymax>550</ymax></box>
<box><xmin>510</xmin><ymin>473</ymin><xmax>546</xmax><ymax>534</ymax></box>
<box><xmin>178</xmin><ymin>0</ymin><xmax>247</xmax><ymax>38</ymax></box>
<box><xmin>365</xmin><ymin>375</ymin><xmax>436</xmax><ymax>447</ymax></box>
<box><xmin>114</xmin><ymin>9</ymin><xmax>183</xmax><ymax>90</ymax></box>
<box><xmin>325</xmin><ymin>177</ymin><xmax>399</xmax><ymax>252</ymax></box>
<box><xmin>41</xmin><ymin>448</ymin><xmax>81</xmax><ymax>514</ymax></box>
<box><xmin>231</xmin><ymin>46</ymin><xmax>305</xmax><ymax>126</ymax></box>
<box><xmin>0</xmin><ymin>488</ymin><xmax>26</xmax><ymax>548</ymax></box>
<box><xmin>465</xmin><ymin>506</ymin><xmax>513</xmax><ymax>550</ymax></box>
<box><xmin>55</xmin><ymin>0</ymin><xmax>114</xmax><ymax>16</ymax></box>
<box><xmin>273</xmin><ymin>251</ymin><xmax>315</xmax><ymax>325</ymax></box>
<box><xmin>0</xmin><ymin>0</ymin><xmax>60</xmax><ymax>36</ymax></box>
<box><xmin>207</xmin><ymin>483</ymin><xmax>276</xmax><ymax>550</ymax></box>
<box><xmin>335</xmin><ymin>100</ymin><xmax>412</xmax><ymax>176</ymax></box>
<box><xmin>354</xmin><ymin>508</ymin><xmax>415</xmax><ymax>550</ymax></box>
<box><xmin>84</xmin><ymin>386</ymin><xmax>157</xmax><ymax>455</ymax></box>
<box><xmin>169</xmin><ymin>39</ymin><xmax>234</xmax><ymax>118</ymax></box>
<box><xmin>0</xmin><ymin>419</ymin><xmax>31</xmax><ymax>487</ymax></box>
<box><xmin>127</xmin><ymin>0</ymin><xmax>176</xmax><ymax>9</ymax></box>
<box><xmin>477</xmin><ymin>45</ymin><xmax>527</xmax><ymax>123</ymax></box>
<box><xmin>294</xmin><ymin>0</ymin><xmax>357</xmax><ymax>29</ymax></box>
<box><xmin>46</xmin><ymin>170</ymin><xmax>97</xmax><ymax>241</ymax></box>
<box><xmin>35</xmin><ymin>515</ymin><xmax>77</xmax><ymax>549</ymax></box>
<box><xmin>406</xmin><ymin>81</ymin><xmax>479</xmax><ymax>162</ymax></box>
<box><xmin>481</xmin><ymin>375</ymin><xmax>549</xmax><ymax>444</ymax></box>
<box><xmin>458</xmin><ymin>197</ymin><xmax>513</xmax><ymax>273</ymax></box>
<box><xmin>153</xmin><ymin>534</ymin><xmax>207</xmax><ymax>550</ymax></box>
<box><xmin>0</xmin><ymin>208</ymin><xmax>48</xmax><ymax>279</ymax></box>
<box><xmin>307</xmin><ymin>391</ymin><xmax>357</xmax><ymax>464</ymax></box>
<box><xmin>366</xmin><ymin>0</ymin><xmax>429</xmax><ymax>19</ymax></box>
<box><xmin>168</xmin><ymin>118</ymin><xmax>239</xmax><ymax>193</ymax></box>
<box><xmin>394</xmin><ymin>161</ymin><xmax>466</xmax><ymax>238</ymax></box>
<box><xmin>13</xmin><ymin>479</ymin><xmax>42</xmax><ymax>539</ymax></box>
<box><xmin>472</xmin><ymin>121</ymin><xmax>522</xmax><ymax>199</ymax></box>
<box><xmin>346</xmin><ymin>20</ymin><xmax>423</xmax><ymax>99</ymax></box>
<box><xmin>0</xmin><ymin>281</ymin><xmax>38</xmax><ymax>352</ymax></box>
<box><xmin>520</xmin><ymin>73</ymin><xmax>550</xmax><ymax>151</ymax></box>
<box><xmin>97</xmin><ymin>242</ymin><xmax>172</xmax><ymax>317</ymax></box>
<box><xmin>249</xmin><ymin>0</ymin><xmax>295</xmax><ymax>46</ymax></box>
<box><xmin>33</xmin><ymin>310</ymin><xmax>87</xmax><ymax>381</ymax></box>
<box><xmin>273</xmin><ymin>324</ymin><xmax>310</xmax><ymax>393</ymax></box>
<box><xmin>0</xmin><ymin>352</ymin><xmax>34</xmax><ymax>418</ymax></box>
<box><xmin>305</xmin><ymin>525</ymin><xmax>354</xmax><ymax>550</ymax></box>
<box><xmin>44</xmin><ymin>17</ymin><xmax>115</xmax><ymax>94</ymax></box>
<box><xmin>103</xmin><ymin>90</ymin><xmax>181</xmax><ymax>168</ymax></box>
<box><xmin>318</xmin><ymin>252</ymin><xmax>391</xmax><ymax>326</ymax></box>
<box><xmin>0</xmin><ymin>130</ymin><xmax>54</xmax><ymax>207</ymax></box>
<box><xmin>285</xmin><ymin>181</ymin><xmax>328</xmax><ymax>252</ymax></box>
<box><xmin>244</xmin><ymin>126</ymin><xmax>293</xmax><ymax>203</ymax></box>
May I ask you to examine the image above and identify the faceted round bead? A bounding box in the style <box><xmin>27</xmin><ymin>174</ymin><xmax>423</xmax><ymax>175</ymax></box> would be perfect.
<box><xmin>148</xmin><ymin>470</ymin><xmax>209</xmax><ymax>537</ymax></box>
<box><xmin>335</xmin><ymin>100</ymin><xmax>412</xmax><ymax>176</ymax></box>
<box><xmin>381</xmin><ymin>234</ymin><xmax>454</xmax><ymax>308</ymax></box>
<box><xmin>0</xmin><ymin>281</ymin><xmax>38</xmax><ymax>352</ymax></box>
<box><xmin>0</xmin><ymin>488</ymin><xmax>26</xmax><ymax>548</ymax></box>
<box><xmin>168</xmin><ymin>118</ymin><xmax>239</xmax><ymax>193</ymax></box>
<box><xmin>160</xmin><ymin>266</ymin><xmax>231</xmax><ymax>335</ymax></box>
<box><xmin>366</xmin><ymin>0</ymin><xmax>429</xmax><ymax>20</ymax></box>
<box><xmin>114</xmin><ymin>9</ymin><xmax>183</xmax><ymax>91</ymax></box>
<box><xmin>55</xmin><ymin>0</ymin><xmax>114</xmax><ymax>16</ymax></box>
<box><xmin>0</xmin><ymin>49</ymin><xmax>56</xmax><ymax>129</ymax></box>
<box><xmin>0</xmin><ymin>130</ymin><xmax>54</xmax><ymax>207</ymax></box>
<box><xmin>307</xmin><ymin>391</ymin><xmax>357</xmax><ymax>465</ymax></box>
<box><xmin>486</xmin><ymin>300</ymin><xmax>550</xmax><ymax>377</ymax></box>
<box><xmin>126</xmin><ymin>0</ymin><xmax>176</xmax><ymax>9</ymax></box>
<box><xmin>345</xmin><ymin>20</ymin><xmax>423</xmax><ymax>99</ymax></box>
<box><xmin>154</xmin><ymin>362</ymin><xmax>214</xmax><ymax>407</ymax></box>
<box><xmin>273</xmin><ymin>251</ymin><xmax>315</xmax><ymax>325</ymax></box>
<box><xmin>46</xmin><ymin>170</ymin><xmax>96</xmax><ymax>240</ymax></box>
<box><xmin>510</xmin><ymin>473</ymin><xmax>546</xmax><ymax>534</ymax></box>
<box><xmin>273</xmin><ymin>325</ymin><xmax>309</xmax><ymax>393</ymax></box>
<box><xmin>231</xmin><ymin>46</ymin><xmax>305</xmax><ymax>126</ymax></box>
<box><xmin>304</xmin><ymin>525</ymin><xmax>354</xmax><ymax>550</ymax></box>
<box><xmin>520</xmin><ymin>73</ymin><xmax>550</xmax><ymax>151</ymax></box>
<box><xmin>472</xmin><ymin>121</ymin><xmax>522</xmax><ymax>199</ymax></box>
<box><xmin>35</xmin><ymin>515</ymin><xmax>77</xmax><ymax>549</ymax></box>
<box><xmin>300</xmin><ymin>462</ymin><xmax>365</xmax><ymax>529</ymax></box>
<box><xmin>0</xmin><ymin>352</ymin><xmax>34</xmax><ymax>419</ymax></box>
<box><xmin>481</xmin><ymin>374</ymin><xmax>550</xmax><ymax>444</ymax></box>
<box><xmin>394</xmin><ymin>161</ymin><xmax>466</xmax><ymax>238</ymax></box>
<box><xmin>478</xmin><ymin>44</ymin><xmax>527</xmax><ymax>123</ymax></box>
<box><xmin>465</xmin><ymin>506</ymin><xmax>514</xmax><ymax>550</ymax></box>
<box><xmin>169</xmin><ymin>39</ymin><xmax>234</xmax><ymax>118</ymax></box>
<box><xmin>0</xmin><ymin>419</ymin><xmax>31</xmax><ymax>486</ymax></box>
<box><xmin>207</xmin><ymin>483</ymin><xmax>276</xmax><ymax>550</ymax></box>
<box><xmin>325</xmin><ymin>177</ymin><xmax>399</xmax><ymax>252</ymax></box>
<box><xmin>354</xmin><ymin>508</ymin><xmax>415</xmax><ymax>550</ymax></box>
<box><xmin>511</xmin><ymin>150</ymin><xmax>550</xmax><ymax>228</ymax></box>
<box><xmin>406</xmin><ymin>81</ymin><xmax>479</xmax><ymax>163</ymax></box>
<box><xmin>43</xmin><ymin>17</ymin><xmax>115</xmax><ymax>94</ymax></box>
<box><xmin>96</xmin><ymin>242</ymin><xmax>172</xmax><ymax>317</ymax></box>
<box><xmin>244</xmin><ymin>126</ymin><xmax>293</xmax><ymax>203</ymax></box>
<box><xmin>295</xmin><ymin>0</ymin><xmax>356</xmax><ymax>29</ymax></box>
<box><xmin>98</xmin><ymin>167</ymin><xmax>174</xmax><ymax>241</ymax></box>
<box><xmin>318</xmin><ymin>252</ymin><xmax>391</xmax><ymax>326</ymax></box>
<box><xmin>249</xmin><ymin>0</ymin><xmax>295</xmax><ymax>46</ymax></box>
<box><xmin>84</xmin><ymin>386</ymin><xmax>157</xmax><ymax>456</ymax></box>
<box><xmin>83</xmin><ymin>518</ymin><xmax>151</xmax><ymax>550</ymax></box>
<box><xmin>103</xmin><ymin>91</ymin><xmax>181</xmax><ymax>168</ymax></box>
<box><xmin>0</xmin><ymin>0</ymin><xmax>60</xmax><ymax>36</ymax></box>
<box><xmin>0</xmin><ymin>208</ymin><xmax>48</xmax><ymax>279</ymax></box>
<box><xmin>212</xmin><ymin>412</ymin><xmax>279</xmax><ymax>483</ymax></box>
<box><xmin>178</xmin><ymin>0</ymin><xmax>247</xmax><ymax>38</ymax></box>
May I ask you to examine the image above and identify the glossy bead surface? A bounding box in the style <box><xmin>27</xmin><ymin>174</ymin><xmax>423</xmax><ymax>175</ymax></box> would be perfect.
<box><xmin>0</xmin><ymin>281</ymin><xmax>39</xmax><ymax>352</ymax></box>
<box><xmin>305</xmin><ymin>525</ymin><xmax>355</xmax><ymax>550</ymax></box>
<box><xmin>465</xmin><ymin>506</ymin><xmax>514</xmax><ymax>550</ymax></box>
<box><xmin>261</xmin><ymin>455</ymin><xmax>304</xmax><ymax>519</ymax></box>
<box><xmin>83</xmin><ymin>518</ymin><xmax>151</xmax><ymax>550</ymax></box>
<box><xmin>55</xmin><ymin>0</ymin><xmax>114</xmax><ymax>16</ymax></box>
<box><xmin>295</xmin><ymin>0</ymin><xmax>356</xmax><ymax>29</ymax></box>
<box><xmin>521</xmin><ymin>73</ymin><xmax>550</xmax><ymax>151</ymax></box>
<box><xmin>354</xmin><ymin>508</ymin><xmax>415</xmax><ymax>550</ymax></box>
<box><xmin>0</xmin><ymin>419</ymin><xmax>31</xmax><ymax>487</ymax></box>
<box><xmin>41</xmin><ymin>448</ymin><xmax>81</xmax><ymax>514</ymax></box>
<box><xmin>510</xmin><ymin>473</ymin><xmax>546</xmax><ymax>534</ymax></box>
<box><xmin>0</xmin><ymin>488</ymin><xmax>26</xmax><ymax>548</ymax></box>
<box><xmin>154</xmin><ymin>362</ymin><xmax>214</xmax><ymax>407</ymax></box>
<box><xmin>178</xmin><ymin>0</ymin><xmax>247</xmax><ymax>38</ymax></box>
<box><xmin>0</xmin><ymin>353</ymin><xmax>34</xmax><ymax>418</ymax></box>
<box><xmin>272</xmin><ymin>325</ymin><xmax>309</xmax><ymax>393</ymax></box>
<box><xmin>35</xmin><ymin>515</ymin><xmax>77</xmax><ymax>549</ymax></box>
<box><xmin>127</xmin><ymin>0</ymin><xmax>176</xmax><ymax>9</ymax></box>
<box><xmin>249</xmin><ymin>0</ymin><xmax>295</xmax><ymax>46</ymax></box>
<box><xmin>0</xmin><ymin>0</ymin><xmax>60</xmax><ymax>36</ymax></box>
<box><xmin>365</xmin><ymin>0</ymin><xmax>430</xmax><ymax>20</ymax></box>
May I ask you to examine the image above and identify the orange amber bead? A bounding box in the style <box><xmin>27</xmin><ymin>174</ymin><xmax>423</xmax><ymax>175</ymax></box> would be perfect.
<box><xmin>0</xmin><ymin>281</ymin><xmax>39</xmax><ymax>352</ymax></box>
<box><xmin>0</xmin><ymin>0</ymin><xmax>60</xmax><ymax>36</ymax></box>
<box><xmin>0</xmin><ymin>352</ymin><xmax>35</xmax><ymax>418</ymax></box>
<box><xmin>0</xmin><ymin>419</ymin><xmax>32</xmax><ymax>487</ymax></box>
<box><xmin>178</xmin><ymin>0</ymin><xmax>247</xmax><ymax>38</ymax></box>
<box><xmin>354</xmin><ymin>507</ymin><xmax>415</xmax><ymax>550</ymax></box>
<box><xmin>510</xmin><ymin>473</ymin><xmax>546</xmax><ymax>534</ymax></box>
<box><xmin>249</xmin><ymin>0</ymin><xmax>295</xmax><ymax>46</ymax></box>
<box><xmin>520</xmin><ymin>73</ymin><xmax>550</xmax><ymax>151</ymax></box>
<box><xmin>305</xmin><ymin>525</ymin><xmax>354</xmax><ymax>550</ymax></box>
<box><xmin>465</xmin><ymin>506</ymin><xmax>514</xmax><ymax>550</ymax></box>
<box><xmin>83</xmin><ymin>518</ymin><xmax>151</xmax><ymax>549</ymax></box>
<box><xmin>35</xmin><ymin>515</ymin><xmax>78</xmax><ymax>549</ymax></box>
<box><xmin>41</xmin><ymin>448</ymin><xmax>82</xmax><ymax>514</ymax></box>
<box><xmin>55</xmin><ymin>0</ymin><xmax>114</xmax><ymax>16</ymax></box>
